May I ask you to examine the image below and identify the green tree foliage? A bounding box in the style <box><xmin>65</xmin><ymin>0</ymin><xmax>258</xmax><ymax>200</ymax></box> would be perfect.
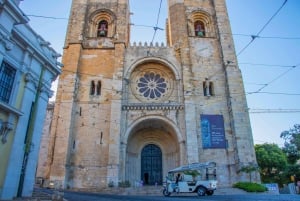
<box><xmin>284</xmin><ymin>164</ymin><xmax>300</xmax><ymax>180</ymax></box>
<box><xmin>255</xmin><ymin>143</ymin><xmax>287</xmax><ymax>184</ymax></box>
<box><xmin>280</xmin><ymin>124</ymin><xmax>300</xmax><ymax>164</ymax></box>
<box><xmin>183</xmin><ymin>170</ymin><xmax>201</xmax><ymax>181</ymax></box>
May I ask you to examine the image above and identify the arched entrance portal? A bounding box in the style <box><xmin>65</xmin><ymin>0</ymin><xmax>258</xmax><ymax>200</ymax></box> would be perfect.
<box><xmin>124</xmin><ymin>118</ymin><xmax>182</xmax><ymax>186</ymax></box>
<box><xmin>141</xmin><ymin>144</ymin><xmax>162</xmax><ymax>185</ymax></box>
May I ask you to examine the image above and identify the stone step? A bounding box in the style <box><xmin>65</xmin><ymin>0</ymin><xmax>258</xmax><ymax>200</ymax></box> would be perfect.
<box><xmin>101</xmin><ymin>186</ymin><xmax>252</xmax><ymax>196</ymax></box>
<box><xmin>10</xmin><ymin>188</ymin><xmax>54</xmax><ymax>201</ymax></box>
<box><xmin>101</xmin><ymin>185</ymin><xmax>163</xmax><ymax>195</ymax></box>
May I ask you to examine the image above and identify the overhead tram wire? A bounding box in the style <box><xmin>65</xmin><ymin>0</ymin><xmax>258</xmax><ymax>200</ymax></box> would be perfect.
<box><xmin>27</xmin><ymin>6</ymin><xmax>299</xmax><ymax>97</ymax></box>
<box><xmin>236</xmin><ymin>0</ymin><xmax>288</xmax><ymax>56</ymax></box>
<box><xmin>130</xmin><ymin>23</ymin><xmax>300</xmax><ymax>41</ymax></box>
<box><xmin>232</xmin><ymin>33</ymin><xmax>300</xmax><ymax>40</ymax></box>
<box><xmin>26</xmin><ymin>14</ymin><xmax>68</xmax><ymax>20</ymax></box>
<box><xmin>132</xmin><ymin>24</ymin><xmax>164</xmax><ymax>30</ymax></box>
<box><xmin>248</xmin><ymin>63</ymin><xmax>299</xmax><ymax>95</ymax></box>
<box><xmin>249</xmin><ymin>108</ymin><xmax>300</xmax><ymax>114</ymax></box>
<box><xmin>238</xmin><ymin>62</ymin><xmax>296</xmax><ymax>68</ymax></box>
<box><xmin>252</xmin><ymin>92</ymin><xmax>300</xmax><ymax>96</ymax></box>
<box><xmin>151</xmin><ymin>0</ymin><xmax>163</xmax><ymax>44</ymax></box>
<box><xmin>59</xmin><ymin>61</ymin><xmax>300</xmax><ymax>98</ymax></box>
<box><xmin>25</xmin><ymin>14</ymin><xmax>300</xmax><ymax>42</ymax></box>
<box><xmin>144</xmin><ymin>0</ymin><xmax>164</xmax><ymax>57</ymax></box>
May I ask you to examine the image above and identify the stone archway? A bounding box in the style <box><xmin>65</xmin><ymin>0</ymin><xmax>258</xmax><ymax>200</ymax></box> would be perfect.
<box><xmin>124</xmin><ymin>118</ymin><xmax>181</xmax><ymax>185</ymax></box>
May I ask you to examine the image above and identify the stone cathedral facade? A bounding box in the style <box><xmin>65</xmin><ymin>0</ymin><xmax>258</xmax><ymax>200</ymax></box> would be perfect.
<box><xmin>41</xmin><ymin>0</ymin><xmax>260</xmax><ymax>190</ymax></box>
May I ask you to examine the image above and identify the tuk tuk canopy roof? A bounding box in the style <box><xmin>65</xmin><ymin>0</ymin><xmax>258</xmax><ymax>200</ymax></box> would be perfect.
<box><xmin>168</xmin><ymin>162</ymin><xmax>216</xmax><ymax>173</ymax></box>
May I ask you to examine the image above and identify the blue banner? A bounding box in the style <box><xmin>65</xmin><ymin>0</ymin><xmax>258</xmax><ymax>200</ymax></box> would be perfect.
<box><xmin>201</xmin><ymin>115</ymin><xmax>226</xmax><ymax>149</ymax></box>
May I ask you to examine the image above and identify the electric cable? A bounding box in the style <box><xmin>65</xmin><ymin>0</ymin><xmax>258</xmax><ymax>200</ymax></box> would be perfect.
<box><xmin>248</xmin><ymin>63</ymin><xmax>299</xmax><ymax>94</ymax></box>
<box><xmin>236</xmin><ymin>0</ymin><xmax>288</xmax><ymax>56</ymax></box>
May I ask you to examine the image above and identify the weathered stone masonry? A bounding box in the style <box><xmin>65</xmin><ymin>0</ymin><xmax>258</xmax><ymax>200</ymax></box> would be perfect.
<box><xmin>38</xmin><ymin>0</ymin><xmax>260</xmax><ymax>190</ymax></box>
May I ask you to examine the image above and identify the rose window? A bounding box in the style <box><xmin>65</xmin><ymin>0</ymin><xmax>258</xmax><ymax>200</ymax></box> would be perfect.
<box><xmin>137</xmin><ymin>72</ymin><xmax>167</xmax><ymax>99</ymax></box>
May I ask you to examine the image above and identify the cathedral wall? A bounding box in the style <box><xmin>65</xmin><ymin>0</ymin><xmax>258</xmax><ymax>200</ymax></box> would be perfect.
<box><xmin>67</xmin><ymin>102</ymin><xmax>111</xmax><ymax>189</ymax></box>
<box><xmin>36</xmin><ymin>103</ymin><xmax>55</xmax><ymax>179</ymax></box>
<box><xmin>45</xmin><ymin>0</ymin><xmax>259</xmax><ymax>190</ymax></box>
<box><xmin>63</xmin><ymin>47</ymin><xmax>123</xmax><ymax>189</ymax></box>
<box><xmin>122</xmin><ymin>45</ymin><xmax>185</xmax><ymax>134</ymax></box>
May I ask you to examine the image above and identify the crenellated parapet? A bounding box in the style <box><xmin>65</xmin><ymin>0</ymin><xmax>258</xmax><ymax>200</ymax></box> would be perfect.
<box><xmin>126</xmin><ymin>42</ymin><xmax>176</xmax><ymax>63</ymax></box>
<box><xmin>129</xmin><ymin>42</ymin><xmax>167</xmax><ymax>48</ymax></box>
<box><xmin>122</xmin><ymin>103</ymin><xmax>184</xmax><ymax>111</ymax></box>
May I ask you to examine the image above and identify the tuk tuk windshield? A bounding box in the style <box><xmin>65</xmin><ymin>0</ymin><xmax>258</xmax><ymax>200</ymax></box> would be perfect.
<box><xmin>167</xmin><ymin>162</ymin><xmax>216</xmax><ymax>181</ymax></box>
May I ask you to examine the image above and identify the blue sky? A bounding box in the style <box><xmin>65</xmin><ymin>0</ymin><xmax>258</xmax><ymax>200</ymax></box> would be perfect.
<box><xmin>19</xmin><ymin>0</ymin><xmax>300</xmax><ymax>146</ymax></box>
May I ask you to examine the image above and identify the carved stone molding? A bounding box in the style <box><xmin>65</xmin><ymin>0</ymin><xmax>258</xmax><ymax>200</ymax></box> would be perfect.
<box><xmin>0</xmin><ymin>32</ymin><xmax>15</xmax><ymax>51</ymax></box>
<box><xmin>0</xmin><ymin>120</ymin><xmax>14</xmax><ymax>144</ymax></box>
<box><xmin>83</xmin><ymin>38</ymin><xmax>114</xmax><ymax>49</ymax></box>
<box><xmin>40</xmin><ymin>85</ymin><xmax>54</xmax><ymax>98</ymax></box>
<box><xmin>25</xmin><ymin>72</ymin><xmax>38</xmax><ymax>88</ymax></box>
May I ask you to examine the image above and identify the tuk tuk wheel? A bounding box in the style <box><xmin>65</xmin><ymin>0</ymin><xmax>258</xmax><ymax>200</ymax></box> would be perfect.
<box><xmin>163</xmin><ymin>189</ymin><xmax>171</xmax><ymax>197</ymax></box>
<box><xmin>206</xmin><ymin>190</ymin><xmax>214</xmax><ymax>196</ymax></box>
<box><xmin>197</xmin><ymin>186</ymin><xmax>206</xmax><ymax>196</ymax></box>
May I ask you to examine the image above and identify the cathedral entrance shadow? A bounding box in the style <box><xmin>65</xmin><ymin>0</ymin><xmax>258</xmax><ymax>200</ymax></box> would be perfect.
<box><xmin>141</xmin><ymin>144</ymin><xmax>162</xmax><ymax>185</ymax></box>
<box><xmin>124</xmin><ymin>117</ymin><xmax>183</xmax><ymax>186</ymax></box>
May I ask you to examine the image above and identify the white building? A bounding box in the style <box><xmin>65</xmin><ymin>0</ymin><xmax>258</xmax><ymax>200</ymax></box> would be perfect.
<box><xmin>0</xmin><ymin>0</ymin><xmax>61</xmax><ymax>199</ymax></box>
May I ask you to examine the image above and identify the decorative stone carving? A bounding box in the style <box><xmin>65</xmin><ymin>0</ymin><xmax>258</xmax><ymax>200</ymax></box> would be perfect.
<box><xmin>39</xmin><ymin>39</ymin><xmax>51</xmax><ymax>47</ymax></box>
<box><xmin>83</xmin><ymin>38</ymin><xmax>114</xmax><ymax>49</ymax></box>
<box><xmin>130</xmin><ymin>64</ymin><xmax>175</xmax><ymax>103</ymax></box>
<box><xmin>25</xmin><ymin>72</ymin><xmax>38</xmax><ymax>88</ymax></box>
<box><xmin>40</xmin><ymin>85</ymin><xmax>54</xmax><ymax>98</ymax></box>
<box><xmin>5</xmin><ymin>39</ymin><xmax>14</xmax><ymax>50</ymax></box>
<box><xmin>0</xmin><ymin>32</ymin><xmax>15</xmax><ymax>51</ymax></box>
<box><xmin>137</xmin><ymin>72</ymin><xmax>167</xmax><ymax>99</ymax></box>
<box><xmin>52</xmin><ymin>52</ymin><xmax>62</xmax><ymax>59</ymax></box>
<box><xmin>0</xmin><ymin>120</ymin><xmax>14</xmax><ymax>144</ymax></box>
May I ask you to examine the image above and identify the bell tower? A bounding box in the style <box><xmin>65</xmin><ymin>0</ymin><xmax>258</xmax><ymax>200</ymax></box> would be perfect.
<box><xmin>64</xmin><ymin>0</ymin><xmax>130</xmax><ymax>46</ymax></box>
<box><xmin>48</xmin><ymin>0</ymin><xmax>130</xmax><ymax>188</ymax></box>
<box><xmin>167</xmin><ymin>0</ymin><xmax>259</xmax><ymax>183</ymax></box>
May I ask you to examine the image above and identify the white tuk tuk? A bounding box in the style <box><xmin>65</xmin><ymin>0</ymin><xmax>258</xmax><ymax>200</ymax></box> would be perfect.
<box><xmin>162</xmin><ymin>162</ymin><xmax>217</xmax><ymax>197</ymax></box>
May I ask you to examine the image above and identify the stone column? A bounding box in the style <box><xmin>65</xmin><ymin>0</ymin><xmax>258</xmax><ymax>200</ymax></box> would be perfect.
<box><xmin>21</xmin><ymin>83</ymin><xmax>52</xmax><ymax>197</ymax></box>
<box><xmin>107</xmin><ymin>99</ymin><xmax>122</xmax><ymax>186</ymax></box>
<box><xmin>184</xmin><ymin>101</ymin><xmax>199</xmax><ymax>163</ymax></box>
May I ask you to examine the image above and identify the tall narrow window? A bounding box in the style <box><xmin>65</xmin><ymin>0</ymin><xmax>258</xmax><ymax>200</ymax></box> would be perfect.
<box><xmin>0</xmin><ymin>62</ymin><xmax>16</xmax><ymax>103</ymax></box>
<box><xmin>209</xmin><ymin>82</ymin><xmax>214</xmax><ymax>96</ymax></box>
<box><xmin>203</xmin><ymin>79</ymin><xmax>214</xmax><ymax>96</ymax></box>
<box><xmin>90</xmin><ymin>80</ymin><xmax>95</xmax><ymax>95</ymax></box>
<box><xmin>96</xmin><ymin>81</ymin><xmax>101</xmax><ymax>96</ymax></box>
<box><xmin>194</xmin><ymin>21</ymin><xmax>205</xmax><ymax>37</ymax></box>
<box><xmin>97</xmin><ymin>20</ymin><xmax>108</xmax><ymax>37</ymax></box>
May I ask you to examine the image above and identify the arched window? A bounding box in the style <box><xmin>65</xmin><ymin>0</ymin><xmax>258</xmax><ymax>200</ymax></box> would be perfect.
<box><xmin>188</xmin><ymin>11</ymin><xmax>214</xmax><ymax>38</ymax></box>
<box><xmin>194</xmin><ymin>21</ymin><xmax>205</xmax><ymax>37</ymax></box>
<box><xmin>90</xmin><ymin>80</ymin><xmax>95</xmax><ymax>95</ymax></box>
<box><xmin>96</xmin><ymin>81</ymin><xmax>101</xmax><ymax>95</ymax></box>
<box><xmin>97</xmin><ymin>20</ymin><xmax>108</xmax><ymax>37</ymax></box>
<box><xmin>88</xmin><ymin>10</ymin><xmax>116</xmax><ymax>38</ymax></box>
<box><xmin>203</xmin><ymin>79</ymin><xmax>214</xmax><ymax>97</ymax></box>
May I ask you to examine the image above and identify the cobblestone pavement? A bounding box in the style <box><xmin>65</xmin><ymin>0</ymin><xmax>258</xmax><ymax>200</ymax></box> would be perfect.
<box><xmin>3</xmin><ymin>187</ymin><xmax>300</xmax><ymax>201</ymax></box>
<box><xmin>62</xmin><ymin>191</ymin><xmax>300</xmax><ymax>201</ymax></box>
